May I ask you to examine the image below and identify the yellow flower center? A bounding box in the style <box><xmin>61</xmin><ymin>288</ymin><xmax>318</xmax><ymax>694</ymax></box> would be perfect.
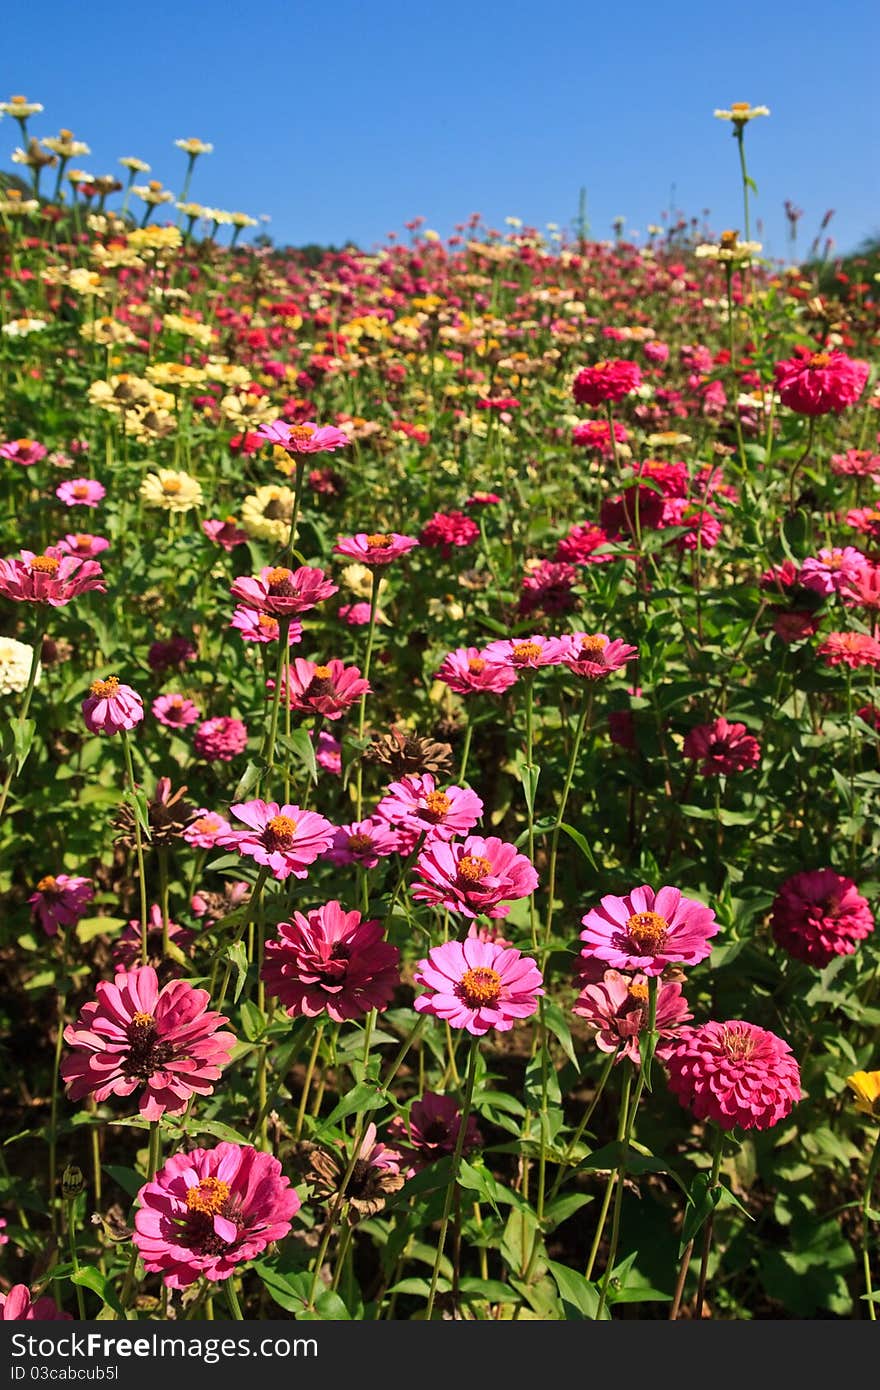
<box><xmin>721</xmin><ymin>1026</ymin><xmax>757</xmax><ymax>1062</ymax></box>
<box><xmin>312</xmin><ymin>665</ymin><xmax>332</xmax><ymax>680</ymax></box>
<box><xmin>193</xmin><ymin>816</ymin><xmax>217</xmax><ymax>834</ymax></box>
<box><xmin>130</xmin><ymin>1012</ymin><xmax>155</xmax><ymax>1029</ymax></box>
<box><xmin>11</xmin><ymin>96</ymin><xmax>26</xmax><ymax>105</ymax></box>
<box><xmin>720</xmin><ymin>230</ymin><xmax>739</xmax><ymax>249</ymax></box>
<box><xmin>185</xmin><ymin>1177</ymin><xmax>231</xmax><ymax>1216</ymax></box>
<box><xmin>458</xmin><ymin>854</ymin><xmax>492</xmax><ymax>883</ymax></box>
<box><xmin>37</xmin><ymin>875</ymin><xmax>58</xmax><ymax>893</ymax></box>
<box><xmin>161</xmin><ymin>478</ymin><xmax>183</xmax><ymax>494</ymax></box>
<box><xmin>15</xmin><ymin>438</ymin><xmax>35</xmax><ymax>449</ymax></box>
<box><xmin>731</xmin><ymin>102</ymin><xmax>751</xmax><ymax>113</ymax></box>
<box><xmin>265</xmin><ymin>813</ymin><xmax>297</xmax><ymax>848</ymax></box>
<box><xmin>512</xmin><ymin>641</ymin><xmax>542</xmax><ymax>663</ymax></box>
<box><xmin>31</xmin><ymin>554</ymin><xmax>60</xmax><ymax>574</ymax></box>
<box><xmin>89</xmin><ymin>676</ymin><xmax>120</xmax><ymax>698</ymax></box>
<box><xmin>257</xmin><ymin>614</ymin><xmax>277</xmax><ymax>630</ymax></box>
<box><xmin>625</xmin><ymin>911</ymin><xmax>668</xmax><ymax>952</ymax></box>
<box><xmin>459</xmin><ymin>966</ymin><xmax>503</xmax><ymax>1007</ymax></box>
<box><xmin>366</xmin><ymin>533</ymin><xmax>393</xmax><ymax>549</ymax></box>
<box><xmin>579</xmin><ymin>635</ymin><xmax>608</xmax><ymax>659</ymax></box>
<box><xmin>287</xmin><ymin>425</ymin><xmax>315</xmax><ymax>442</ymax></box>
<box><xmin>809</xmin><ymin>352</ymin><xmax>831</xmax><ymax>369</ymax></box>
<box><xmin>467</xmin><ymin>657</ymin><xmax>487</xmax><ymax>673</ymax></box>
<box><xmin>627</xmin><ymin>982</ymin><xmax>650</xmax><ymax>1004</ymax></box>
<box><xmin>266</xmin><ymin>566</ymin><xmax>293</xmax><ymax>592</ymax></box>
<box><xmin>72</xmin><ymin>482</ymin><xmax>91</xmax><ymax>497</ymax></box>
<box><xmin>423</xmin><ymin>790</ymin><xmax>452</xmax><ymax>818</ymax></box>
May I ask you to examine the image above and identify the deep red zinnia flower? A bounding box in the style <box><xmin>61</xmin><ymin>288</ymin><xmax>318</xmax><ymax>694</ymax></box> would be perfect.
<box><xmin>770</xmin><ymin>868</ymin><xmax>874</xmax><ymax>966</ymax></box>
<box><xmin>682</xmin><ymin>717</ymin><xmax>761</xmax><ymax>775</ymax></box>
<box><xmin>262</xmin><ymin>900</ymin><xmax>399</xmax><ymax>1021</ymax></box>
<box><xmin>572</xmin><ymin>359</ymin><xmax>642</xmax><ymax>406</ymax></box>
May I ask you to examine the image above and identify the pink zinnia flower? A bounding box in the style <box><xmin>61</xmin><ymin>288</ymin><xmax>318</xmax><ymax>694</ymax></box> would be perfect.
<box><xmin>56</xmin><ymin>478</ymin><xmax>106</xmax><ymax>508</ymax></box>
<box><xmin>112</xmin><ymin>906</ymin><xmax>195</xmax><ymax>973</ymax></box>
<box><xmin>193</xmin><ymin>716</ymin><xmax>248</xmax><ymax>761</ymax></box>
<box><xmin>153</xmin><ymin>692</ymin><xmax>201</xmax><ymax>728</ymax></box>
<box><xmin>315</xmin><ymin>729</ymin><xmax>342</xmax><ymax>775</ymax></box>
<box><xmin>579</xmin><ymin>884</ymin><xmax>718</xmax><ymax>976</ymax></box>
<box><xmin>412</xmin><ymin>835</ymin><xmax>538</xmax><ymax>920</ymax></box>
<box><xmin>0</xmin><ymin>1285</ymin><xmax>70</xmax><ymax>1320</ymax></box>
<box><xmin>255</xmin><ymin>419</ymin><xmax>350</xmax><ymax>454</ymax></box>
<box><xmin>202</xmin><ymin>517</ymin><xmax>248</xmax><ymax>550</ymax></box>
<box><xmin>572</xmin><ymin>969</ymin><xmax>691</xmax><ymax>1064</ymax></box>
<box><xmin>0</xmin><ymin>439</ymin><xmax>48</xmax><ymax>467</ymax></box>
<box><xmin>262</xmin><ymin>901</ymin><xmax>399</xmax><ymax>1021</ymax></box>
<box><xmin>0</xmin><ymin>550</ymin><xmax>105</xmax><ymax>606</ymax></box>
<box><xmin>219</xmin><ymin>799</ymin><xmax>335</xmax><ymax>880</ymax></box>
<box><xmin>148</xmin><ymin>636</ymin><xmax>196</xmax><ymax>671</ymax></box>
<box><xmin>831</xmin><ymin>448</ymin><xmax>880</xmax><ymax>479</ymax></box>
<box><xmin>662</xmin><ymin>499</ymin><xmax>723</xmax><ymax>553</ymax></box>
<box><xmin>480</xmin><ymin>634</ymin><xmax>569</xmax><ymax>670</ymax></box>
<box><xmin>572</xmin><ymin>359</ymin><xmax>642</xmax><ymax>406</ymax></box>
<box><xmin>327</xmin><ymin>818</ymin><xmax>401</xmax><ymax>868</ymax></box>
<box><xmin>386</xmin><ymin>1092</ymin><xmax>483</xmax><ymax>1170</ymax></box>
<box><xmin>61</xmin><ymin>966</ymin><xmax>235</xmax><ymax>1119</ymax></box>
<box><xmin>376</xmin><ymin>774</ymin><xmax>483</xmax><ymax>843</ymax></box>
<box><xmin>134</xmin><ymin>1143</ymin><xmax>300</xmax><ymax>1288</ymax></box>
<box><xmin>571</xmin><ymin>418</ymin><xmax>629</xmax><ymax>456</ymax></box>
<box><xmin>82</xmin><ymin>676</ymin><xmax>144</xmax><ymax>734</ymax></box>
<box><xmin>413</xmin><ymin>937</ymin><xmax>543</xmax><ymax>1035</ymax></box>
<box><xmin>339</xmin><ymin>602</ymin><xmax>374</xmax><ymax>625</ymax></box>
<box><xmin>600</xmin><ymin>486</ymin><xmax>666</xmax><ymax>539</ymax></box>
<box><xmin>770</xmin><ymin>868</ymin><xmax>874</xmax><ymax>966</ymax></box>
<box><xmin>29</xmin><ymin>873</ymin><xmax>94</xmax><ymax>937</ymax></box>
<box><xmin>230</xmin><ymin>565</ymin><xmax>338</xmax><ymax>617</ymax></box>
<box><xmin>273</xmin><ymin>658</ymin><xmax>369</xmax><ymax>720</ymax></box>
<box><xmin>435</xmin><ymin>646</ymin><xmax>517</xmax><ymax>696</ymax></box>
<box><xmin>182</xmin><ymin>809</ymin><xmax>231</xmax><ymax>849</ymax></box>
<box><xmin>333</xmin><ymin>532</ymin><xmax>420</xmax><ymax>565</ymax></box>
<box><xmin>682</xmin><ymin>717</ymin><xmax>761</xmax><ymax>775</ymax></box>
<box><xmin>419</xmin><ymin>510</ymin><xmax>480</xmax><ymax>556</ymax></box>
<box><xmin>518</xmin><ymin>560</ymin><xmax>578</xmax><ymax>617</ymax></box>
<box><xmin>664</xmin><ymin>1021</ymin><xmax>801</xmax><ymax>1131</ymax></box>
<box><xmin>230</xmin><ymin>607</ymin><xmax>302</xmax><ymax>645</ymax></box>
<box><xmin>774</xmin><ymin>349</ymin><xmax>870</xmax><ymax>415</ymax></box>
<box><xmin>800</xmin><ymin>547</ymin><xmax>868</xmax><ymax>596</ymax></box>
<box><xmin>843</xmin><ymin>565</ymin><xmax>880</xmax><ymax>612</ymax></box>
<box><xmin>55</xmin><ymin>532</ymin><xmax>109</xmax><ymax>560</ymax></box>
<box><xmin>562</xmin><ymin>632</ymin><xmax>638</xmax><ymax>680</ymax></box>
<box><xmin>556</xmin><ymin>522</ymin><xmax>615</xmax><ymax>565</ymax></box>
<box><xmin>845</xmin><ymin>507</ymin><xmax>880</xmax><ymax>542</ymax></box>
<box><xmin>817</xmin><ymin>631</ymin><xmax>880</xmax><ymax>669</ymax></box>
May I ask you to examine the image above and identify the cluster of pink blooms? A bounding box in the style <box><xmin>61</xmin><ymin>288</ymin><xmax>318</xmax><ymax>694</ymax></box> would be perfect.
<box><xmin>436</xmin><ymin>631</ymin><xmax>638</xmax><ymax>694</ymax></box>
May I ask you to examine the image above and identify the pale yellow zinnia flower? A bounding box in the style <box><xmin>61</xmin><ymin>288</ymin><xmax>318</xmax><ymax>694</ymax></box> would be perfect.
<box><xmin>241</xmin><ymin>485</ymin><xmax>296</xmax><ymax>544</ymax></box>
<box><xmin>140</xmin><ymin>469</ymin><xmax>203</xmax><ymax>513</ymax></box>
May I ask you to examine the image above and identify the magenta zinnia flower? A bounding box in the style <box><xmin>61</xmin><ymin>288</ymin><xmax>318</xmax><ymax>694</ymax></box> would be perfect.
<box><xmin>29</xmin><ymin>873</ymin><xmax>94</xmax><ymax>937</ymax></box>
<box><xmin>376</xmin><ymin>774</ymin><xmax>483</xmax><ymax>843</ymax></box>
<box><xmin>0</xmin><ymin>550</ymin><xmax>105</xmax><ymax>606</ymax></box>
<box><xmin>799</xmin><ymin>547</ymin><xmax>868</xmax><ymax>596</ymax></box>
<box><xmin>56</xmin><ymin>532</ymin><xmax>110</xmax><ymax>560</ymax></box>
<box><xmin>82</xmin><ymin>676</ymin><xmax>144</xmax><ymax>734</ymax></box>
<box><xmin>572</xmin><ymin>359</ymin><xmax>642</xmax><ymax>406</ymax></box>
<box><xmin>56</xmin><ymin>478</ymin><xmax>106</xmax><ymax>508</ymax></box>
<box><xmin>770</xmin><ymin>868</ymin><xmax>874</xmax><ymax>966</ymax></box>
<box><xmin>435</xmin><ymin>646</ymin><xmax>517</xmax><ymax>696</ymax></box>
<box><xmin>256</xmin><ymin>419</ymin><xmax>350</xmax><ymax>454</ymax></box>
<box><xmin>134</xmin><ymin>1143</ymin><xmax>300</xmax><ymax>1288</ymax></box>
<box><xmin>572</xmin><ymin>969</ymin><xmax>691</xmax><ymax>1064</ymax></box>
<box><xmin>182</xmin><ymin>809</ymin><xmax>231</xmax><ymax>849</ymax></box>
<box><xmin>61</xmin><ymin>966</ymin><xmax>235</xmax><ymax>1119</ymax></box>
<box><xmin>413</xmin><ymin>937</ymin><xmax>543</xmax><ymax>1035</ymax></box>
<box><xmin>333</xmin><ymin>531</ymin><xmax>419</xmax><ymax>565</ymax></box>
<box><xmin>202</xmin><ymin>517</ymin><xmax>248</xmax><ymax>550</ymax></box>
<box><xmin>327</xmin><ymin>818</ymin><xmax>401</xmax><ymax>868</ymax></box>
<box><xmin>230</xmin><ymin>564</ymin><xmax>338</xmax><ymax>616</ymax></box>
<box><xmin>386</xmin><ymin>1092</ymin><xmax>483</xmax><ymax>1170</ymax></box>
<box><xmin>562</xmin><ymin>632</ymin><xmax>639</xmax><ymax>680</ymax></box>
<box><xmin>152</xmin><ymin>692</ymin><xmax>201</xmax><ymax>728</ymax></box>
<box><xmin>774</xmin><ymin>349</ymin><xmax>869</xmax><ymax>415</ymax></box>
<box><xmin>0</xmin><ymin>1285</ymin><xmax>70</xmax><ymax>1320</ymax></box>
<box><xmin>230</xmin><ymin>606</ymin><xmax>302</xmax><ymax>645</ymax></box>
<box><xmin>412</xmin><ymin>835</ymin><xmax>538</xmax><ymax>919</ymax></box>
<box><xmin>817</xmin><ymin>631</ymin><xmax>880</xmax><ymax>669</ymax></box>
<box><xmin>579</xmin><ymin>884</ymin><xmax>718</xmax><ymax>975</ymax></box>
<box><xmin>274</xmin><ymin>658</ymin><xmax>369</xmax><ymax>720</ymax></box>
<box><xmin>682</xmin><ymin>716</ymin><xmax>761</xmax><ymax>776</ymax></box>
<box><xmin>193</xmin><ymin>716</ymin><xmax>248</xmax><ymax>761</ymax></box>
<box><xmin>262</xmin><ymin>900</ymin><xmax>400</xmax><ymax>1021</ymax></box>
<box><xmin>112</xmin><ymin>906</ymin><xmax>195</xmax><ymax>973</ymax></box>
<box><xmin>664</xmin><ymin>1021</ymin><xmax>801</xmax><ymax>1131</ymax></box>
<box><xmin>481</xmin><ymin>634</ymin><xmax>570</xmax><ymax>670</ymax></box>
<box><xmin>219</xmin><ymin>799</ymin><xmax>335</xmax><ymax>880</ymax></box>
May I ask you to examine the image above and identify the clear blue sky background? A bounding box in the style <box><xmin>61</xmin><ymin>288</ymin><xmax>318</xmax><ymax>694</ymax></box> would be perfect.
<box><xmin>4</xmin><ymin>0</ymin><xmax>878</xmax><ymax>261</ymax></box>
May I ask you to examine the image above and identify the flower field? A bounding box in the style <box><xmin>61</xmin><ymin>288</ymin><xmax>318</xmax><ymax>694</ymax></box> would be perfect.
<box><xmin>1</xmin><ymin>94</ymin><xmax>880</xmax><ymax>1323</ymax></box>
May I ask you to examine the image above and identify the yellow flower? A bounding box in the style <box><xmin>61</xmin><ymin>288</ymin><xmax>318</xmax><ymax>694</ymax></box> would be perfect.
<box><xmin>42</xmin><ymin>132</ymin><xmax>90</xmax><ymax>159</ymax></box>
<box><xmin>695</xmin><ymin>232</ymin><xmax>762</xmax><ymax>263</ymax></box>
<box><xmin>127</xmin><ymin>225</ymin><xmax>182</xmax><ymax>255</ymax></box>
<box><xmin>714</xmin><ymin>103</ymin><xmax>770</xmax><ymax>123</ymax></box>
<box><xmin>119</xmin><ymin>156</ymin><xmax>150</xmax><ymax>172</ymax></box>
<box><xmin>175</xmin><ymin>138</ymin><xmax>213</xmax><ymax>156</ymax></box>
<box><xmin>132</xmin><ymin>182</ymin><xmax>175</xmax><ymax>206</ymax></box>
<box><xmin>241</xmin><ymin>485</ymin><xmax>296</xmax><ymax>544</ymax></box>
<box><xmin>140</xmin><ymin>469</ymin><xmax>203</xmax><ymax>513</ymax></box>
<box><xmin>80</xmin><ymin>317</ymin><xmax>137</xmax><ymax>346</ymax></box>
<box><xmin>145</xmin><ymin>362</ymin><xmax>207</xmax><ymax>389</ymax></box>
<box><xmin>162</xmin><ymin>313</ymin><xmax>214</xmax><ymax>346</ymax></box>
<box><xmin>847</xmin><ymin>1072</ymin><xmax>880</xmax><ymax>1119</ymax></box>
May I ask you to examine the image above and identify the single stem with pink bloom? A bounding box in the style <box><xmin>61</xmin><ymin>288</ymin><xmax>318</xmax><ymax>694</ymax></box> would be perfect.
<box><xmin>694</xmin><ymin>1125</ymin><xmax>725</xmax><ymax>1318</ymax></box>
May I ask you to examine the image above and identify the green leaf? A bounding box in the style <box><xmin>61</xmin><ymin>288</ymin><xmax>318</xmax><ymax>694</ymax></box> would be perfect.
<box><xmin>517</xmin><ymin>758</ymin><xmax>540</xmax><ymax>815</ymax></box>
<box><xmin>102</xmin><ymin>1165</ymin><xmax>144</xmax><ymax>1199</ymax></box>
<box><xmin>225</xmin><ymin>942</ymin><xmax>249</xmax><ymax>1003</ymax></box>
<box><xmin>233</xmin><ymin>758</ymin><xmax>263</xmax><ymax>801</ymax></box>
<box><xmin>317</xmin><ymin>1081</ymin><xmax>386</xmax><ymax>1133</ymax></box>
<box><xmin>547</xmin><ymin>1260</ymin><xmax>601</xmax><ymax>1319</ymax></box>
<box><xmin>558</xmin><ymin>822</ymin><xmax>599</xmax><ymax>871</ymax></box>
<box><xmin>542</xmin><ymin>1000</ymin><xmax>579</xmax><ymax>1068</ymax></box>
<box><xmin>70</xmin><ymin>1267</ymin><xmax>123</xmax><ymax>1315</ymax></box>
<box><xmin>239</xmin><ymin>999</ymin><xmax>266</xmax><ymax>1042</ymax></box>
<box><xmin>11</xmin><ymin>717</ymin><xmax>36</xmax><ymax>775</ymax></box>
<box><xmin>279</xmin><ymin>727</ymin><xmax>318</xmax><ymax>785</ymax></box>
<box><xmin>543</xmin><ymin>1192</ymin><xmax>594</xmax><ymax>1231</ymax></box>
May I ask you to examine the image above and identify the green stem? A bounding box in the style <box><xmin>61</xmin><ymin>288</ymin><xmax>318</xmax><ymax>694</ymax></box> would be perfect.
<box><xmin>694</xmin><ymin>1126</ymin><xmax>725</xmax><ymax>1319</ymax></box>
<box><xmin>544</xmin><ymin>689</ymin><xmax>593</xmax><ymax>946</ymax></box>
<box><xmin>355</xmin><ymin>569</ymin><xmax>380</xmax><ymax>819</ymax></box>
<box><xmin>585</xmin><ymin>1064</ymin><xmax>631</xmax><ymax>1281</ymax></box>
<box><xmin>861</xmin><ymin>1129</ymin><xmax>880</xmax><ymax>1320</ymax></box>
<box><xmin>120</xmin><ymin>732</ymin><xmax>149</xmax><ymax>966</ymax></box>
<box><xmin>548</xmin><ymin>1047</ymin><xmax>617</xmax><ymax>1203</ymax></box>
<box><xmin>425</xmin><ymin>1038</ymin><xmax>479</xmax><ymax>1319</ymax></box>
<box><xmin>48</xmin><ymin>924</ymin><xmax>72</xmax><ymax>1234</ymax></box>
<box><xmin>225</xmin><ymin>1280</ymin><xmax>244</xmax><ymax>1319</ymax></box>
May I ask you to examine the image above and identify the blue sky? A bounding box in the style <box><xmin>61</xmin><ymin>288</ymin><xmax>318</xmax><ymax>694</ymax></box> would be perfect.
<box><xmin>4</xmin><ymin>0</ymin><xmax>878</xmax><ymax>260</ymax></box>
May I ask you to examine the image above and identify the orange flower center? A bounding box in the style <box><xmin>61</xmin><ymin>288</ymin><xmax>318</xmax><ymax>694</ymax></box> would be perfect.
<box><xmin>37</xmin><ymin>875</ymin><xmax>58</xmax><ymax>893</ymax></box>
<box><xmin>224</xmin><ymin>515</ymin><xmax>238</xmax><ymax>526</ymax></box>
<box><xmin>287</xmin><ymin>425</ymin><xmax>315</xmax><ymax>442</ymax></box>
<box><xmin>185</xmin><ymin>1177</ymin><xmax>231</xmax><ymax>1216</ymax></box>
<box><xmin>423</xmin><ymin>790</ymin><xmax>452</xmax><ymax>819</ymax></box>
<box><xmin>193</xmin><ymin>816</ymin><xmax>218</xmax><ymax>834</ymax></box>
<box><xmin>347</xmin><ymin>832</ymin><xmax>374</xmax><ymax>853</ymax></box>
<box><xmin>512</xmin><ymin>641</ymin><xmax>542</xmax><ymax>663</ymax></box>
<box><xmin>627</xmin><ymin>982</ymin><xmax>650</xmax><ymax>1004</ymax></box>
<box><xmin>459</xmin><ymin>966</ymin><xmax>503</xmax><ymax>1007</ymax></box>
<box><xmin>467</xmin><ymin>657</ymin><xmax>487</xmax><ymax>673</ymax></box>
<box><xmin>30</xmin><ymin>554</ymin><xmax>60</xmax><ymax>574</ymax></box>
<box><xmin>458</xmin><ymin>854</ymin><xmax>492</xmax><ymax>883</ymax></box>
<box><xmin>15</xmin><ymin>438</ymin><xmax>35</xmax><ymax>449</ymax></box>
<box><xmin>625</xmin><ymin>910</ymin><xmax>668</xmax><ymax>952</ymax></box>
<box><xmin>257</xmin><ymin>614</ymin><xmax>278</xmax><ymax>631</ymax></box>
<box><xmin>579</xmin><ymin>635</ymin><xmax>607</xmax><ymax>659</ymax></box>
<box><xmin>312</xmin><ymin>665</ymin><xmax>332</xmax><ymax>680</ymax></box>
<box><xmin>161</xmin><ymin>478</ymin><xmax>182</xmax><ymax>494</ymax></box>
<box><xmin>265</xmin><ymin>813</ymin><xmax>297</xmax><ymax>848</ymax></box>
<box><xmin>266</xmin><ymin>566</ymin><xmax>293</xmax><ymax>593</ymax></box>
<box><xmin>71</xmin><ymin>483</ymin><xmax>90</xmax><ymax>497</ymax></box>
<box><xmin>89</xmin><ymin>676</ymin><xmax>120</xmax><ymax>698</ymax></box>
<box><xmin>720</xmin><ymin>230</ymin><xmax>739</xmax><ymax>248</ymax></box>
<box><xmin>11</xmin><ymin>96</ymin><xmax>26</xmax><ymax>105</ymax></box>
<box><xmin>366</xmin><ymin>533</ymin><xmax>393</xmax><ymax>549</ymax></box>
<box><xmin>593</xmin><ymin>360</ymin><xmax>608</xmax><ymax>371</ymax></box>
<box><xmin>731</xmin><ymin>102</ymin><xmax>751</xmax><ymax>113</ymax></box>
<box><xmin>130</xmin><ymin>1011</ymin><xmax>155</xmax><ymax>1029</ymax></box>
<box><xmin>721</xmin><ymin>1026</ymin><xmax>757</xmax><ymax>1062</ymax></box>
<box><xmin>809</xmin><ymin>352</ymin><xmax>831</xmax><ymax>369</ymax></box>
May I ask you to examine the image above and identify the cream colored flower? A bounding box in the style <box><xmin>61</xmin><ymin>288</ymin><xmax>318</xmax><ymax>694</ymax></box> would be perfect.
<box><xmin>714</xmin><ymin>103</ymin><xmax>770</xmax><ymax>123</ymax></box>
<box><xmin>204</xmin><ymin>358</ymin><xmax>252</xmax><ymax>387</ymax></box>
<box><xmin>175</xmin><ymin>138</ymin><xmax>213</xmax><ymax>156</ymax></box>
<box><xmin>647</xmin><ymin>431</ymin><xmax>693</xmax><ymax>448</ymax></box>
<box><xmin>176</xmin><ymin>201</ymin><xmax>206</xmax><ymax>219</ymax></box>
<box><xmin>125</xmin><ymin>406</ymin><xmax>177</xmax><ymax>442</ymax></box>
<box><xmin>65</xmin><ymin>268</ymin><xmax>107</xmax><ymax>298</ymax></box>
<box><xmin>133</xmin><ymin>182</ymin><xmax>175</xmax><ymax>206</ymax></box>
<box><xmin>88</xmin><ymin>374</ymin><xmax>154</xmax><ymax>412</ymax></box>
<box><xmin>0</xmin><ymin>96</ymin><xmax>43</xmax><ymax>118</ymax></box>
<box><xmin>230</xmin><ymin>211</ymin><xmax>258</xmax><ymax>228</ymax></box>
<box><xmin>241</xmin><ymin>485</ymin><xmax>296</xmax><ymax>544</ymax></box>
<box><xmin>127</xmin><ymin>225</ymin><xmax>182</xmax><ymax>255</ymax></box>
<box><xmin>695</xmin><ymin>231</ymin><xmax>762</xmax><ymax>263</ymax></box>
<box><xmin>119</xmin><ymin>156</ymin><xmax>150</xmax><ymax>172</ymax></box>
<box><xmin>2</xmin><ymin>316</ymin><xmax>47</xmax><ymax>337</ymax></box>
<box><xmin>0</xmin><ymin>190</ymin><xmax>39</xmax><ymax>215</ymax></box>
<box><xmin>80</xmin><ymin>317</ymin><xmax>137</xmax><ymax>346</ymax></box>
<box><xmin>145</xmin><ymin>362</ymin><xmax>207</xmax><ymax>389</ymax></box>
<box><xmin>0</xmin><ymin>637</ymin><xmax>38</xmax><ymax>695</ymax></box>
<box><xmin>162</xmin><ymin>312</ymin><xmax>214</xmax><ymax>346</ymax></box>
<box><xmin>42</xmin><ymin>131</ymin><xmax>90</xmax><ymax>159</ymax></box>
<box><xmin>66</xmin><ymin>169</ymin><xmax>93</xmax><ymax>184</ymax></box>
<box><xmin>90</xmin><ymin>242</ymin><xmax>145</xmax><ymax>271</ymax></box>
<box><xmin>219</xmin><ymin>390</ymin><xmax>276</xmax><ymax>427</ymax></box>
<box><xmin>140</xmin><ymin>468</ymin><xmax>203</xmax><ymax>513</ymax></box>
<box><xmin>12</xmin><ymin>142</ymin><xmax>56</xmax><ymax>171</ymax></box>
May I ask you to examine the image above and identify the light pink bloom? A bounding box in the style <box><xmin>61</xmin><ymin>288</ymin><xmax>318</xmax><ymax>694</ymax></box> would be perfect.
<box><xmin>182</xmin><ymin>809</ymin><xmax>231</xmax><ymax>849</ymax></box>
<box><xmin>82</xmin><ymin>676</ymin><xmax>144</xmax><ymax>734</ymax></box>
<box><xmin>262</xmin><ymin>901</ymin><xmax>399</xmax><ymax>1021</ymax></box>
<box><xmin>0</xmin><ymin>550</ymin><xmax>105</xmax><ymax>606</ymax></box>
<box><xmin>29</xmin><ymin>874</ymin><xmax>94</xmax><ymax>937</ymax></box>
<box><xmin>573</xmin><ymin>969</ymin><xmax>691</xmax><ymax>1064</ymax></box>
<box><xmin>230</xmin><ymin>606</ymin><xmax>302</xmax><ymax>645</ymax></box>
<box><xmin>375</xmin><ymin>773</ymin><xmax>483</xmax><ymax>843</ymax></box>
<box><xmin>134</xmin><ymin>1143</ymin><xmax>300</xmax><ymax>1288</ymax></box>
<box><xmin>255</xmin><ymin>419</ymin><xmax>350</xmax><ymax>454</ymax></box>
<box><xmin>800</xmin><ymin>547</ymin><xmax>868</xmax><ymax>596</ymax></box>
<box><xmin>561</xmin><ymin>632</ymin><xmax>639</xmax><ymax>680</ymax></box>
<box><xmin>664</xmin><ymin>1021</ymin><xmax>801</xmax><ymax>1131</ymax></box>
<box><xmin>580</xmin><ymin>884</ymin><xmax>718</xmax><ymax>976</ymax></box>
<box><xmin>435</xmin><ymin>646</ymin><xmax>517</xmax><ymax>695</ymax></box>
<box><xmin>202</xmin><ymin>517</ymin><xmax>248</xmax><ymax>550</ymax></box>
<box><xmin>0</xmin><ymin>1285</ymin><xmax>70</xmax><ymax>1320</ymax></box>
<box><xmin>333</xmin><ymin>532</ymin><xmax>420</xmax><ymax>565</ymax></box>
<box><xmin>193</xmin><ymin>716</ymin><xmax>248</xmax><ymax>761</ymax></box>
<box><xmin>61</xmin><ymin>966</ymin><xmax>235</xmax><ymax>1119</ymax></box>
<box><xmin>327</xmin><ymin>818</ymin><xmax>401</xmax><ymax>868</ymax></box>
<box><xmin>413</xmin><ymin>937</ymin><xmax>543</xmax><ymax>1035</ymax></box>
<box><xmin>55</xmin><ymin>533</ymin><xmax>109</xmax><ymax>559</ymax></box>
<box><xmin>273</xmin><ymin>658</ymin><xmax>369</xmax><ymax>720</ymax></box>
<box><xmin>229</xmin><ymin>565</ymin><xmax>338</xmax><ymax>616</ymax></box>
<box><xmin>412</xmin><ymin>835</ymin><xmax>538</xmax><ymax>920</ymax></box>
<box><xmin>153</xmin><ymin>692</ymin><xmax>201</xmax><ymax>728</ymax></box>
<box><xmin>481</xmin><ymin>635</ymin><xmax>570</xmax><ymax>670</ymax></box>
<box><xmin>219</xmin><ymin>799</ymin><xmax>335</xmax><ymax>880</ymax></box>
<box><xmin>0</xmin><ymin>439</ymin><xmax>48</xmax><ymax>467</ymax></box>
<box><xmin>56</xmin><ymin>478</ymin><xmax>105</xmax><ymax>508</ymax></box>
